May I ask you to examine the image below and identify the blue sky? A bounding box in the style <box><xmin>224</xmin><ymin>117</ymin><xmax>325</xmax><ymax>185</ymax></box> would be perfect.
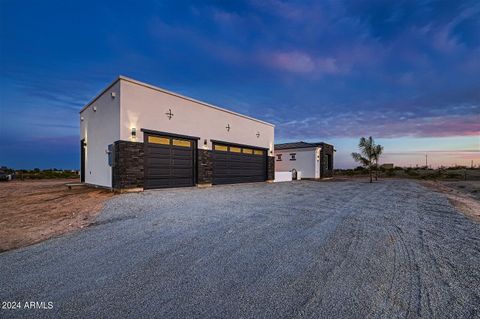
<box><xmin>0</xmin><ymin>0</ymin><xmax>479</xmax><ymax>169</ymax></box>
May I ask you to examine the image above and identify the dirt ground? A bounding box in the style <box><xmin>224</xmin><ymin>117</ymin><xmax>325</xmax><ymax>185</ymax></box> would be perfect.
<box><xmin>0</xmin><ymin>179</ymin><xmax>113</xmax><ymax>252</ymax></box>
<box><xmin>422</xmin><ymin>180</ymin><xmax>480</xmax><ymax>222</ymax></box>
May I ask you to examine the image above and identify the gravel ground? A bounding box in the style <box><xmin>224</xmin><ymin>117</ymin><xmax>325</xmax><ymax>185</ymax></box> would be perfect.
<box><xmin>1</xmin><ymin>180</ymin><xmax>479</xmax><ymax>318</ymax></box>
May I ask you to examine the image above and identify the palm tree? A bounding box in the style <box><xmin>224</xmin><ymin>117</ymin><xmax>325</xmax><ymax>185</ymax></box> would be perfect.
<box><xmin>351</xmin><ymin>136</ymin><xmax>383</xmax><ymax>183</ymax></box>
<box><xmin>373</xmin><ymin>144</ymin><xmax>384</xmax><ymax>181</ymax></box>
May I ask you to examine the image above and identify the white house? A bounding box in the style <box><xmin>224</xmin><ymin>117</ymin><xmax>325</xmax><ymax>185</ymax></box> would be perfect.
<box><xmin>274</xmin><ymin>142</ymin><xmax>334</xmax><ymax>179</ymax></box>
<box><xmin>80</xmin><ymin>76</ymin><xmax>275</xmax><ymax>190</ymax></box>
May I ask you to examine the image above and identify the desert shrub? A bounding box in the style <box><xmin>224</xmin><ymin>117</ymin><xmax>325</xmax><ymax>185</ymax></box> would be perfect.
<box><xmin>445</xmin><ymin>173</ymin><xmax>463</xmax><ymax>179</ymax></box>
<box><xmin>385</xmin><ymin>169</ymin><xmax>396</xmax><ymax>177</ymax></box>
<box><xmin>406</xmin><ymin>170</ymin><xmax>419</xmax><ymax>177</ymax></box>
<box><xmin>16</xmin><ymin>170</ymin><xmax>79</xmax><ymax>180</ymax></box>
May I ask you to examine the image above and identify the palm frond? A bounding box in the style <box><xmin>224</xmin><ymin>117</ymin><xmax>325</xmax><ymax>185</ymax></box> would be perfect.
<box><xmin>372</xmin><ymin>144</ymin><xmax>384</xmax><ymax>161</ymax></box>
<box><xmin>351</xmin><ymin>152</ymin><xmax>369</xmax><ymax>166</ymax></box>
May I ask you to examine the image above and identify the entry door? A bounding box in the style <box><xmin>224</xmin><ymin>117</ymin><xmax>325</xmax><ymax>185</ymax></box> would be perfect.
<box><xmin>212</xmin><ymin>143</ymin><xmax>267</xmax><ymax>184</ymax></box>
<box><xmin>144</xmin><ymin>134</ymin><xmax>195</xmax><ymax>189</ymax></box>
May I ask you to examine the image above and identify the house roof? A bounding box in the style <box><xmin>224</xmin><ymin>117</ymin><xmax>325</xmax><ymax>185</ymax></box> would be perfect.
<box><xmin>274</xmin><ymin>141</ymin><xmax>330</xmax><ymax>150</ymax></box>
<box><xmin>79</xmin><ymin>76</ymin><xmax>274</xmax><ymax>127</ymax></box>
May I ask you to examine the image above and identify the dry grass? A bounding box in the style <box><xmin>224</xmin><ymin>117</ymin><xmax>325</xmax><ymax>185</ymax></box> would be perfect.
<box><xmin>421</xmin><ymin>180</ymin><xmax>480</xmax><ymax>222</ymax></box>
<box><xmin>0</xmin><ymin>179</ymin><xmax>114</xmax><ymax>252</ymax></box>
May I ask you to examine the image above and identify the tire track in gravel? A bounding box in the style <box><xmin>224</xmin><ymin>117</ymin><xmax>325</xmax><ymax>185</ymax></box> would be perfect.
<box><xmin>290</xmin><ymin>182</ymin><xmax>391</xmax><ymax>319</ymax></box>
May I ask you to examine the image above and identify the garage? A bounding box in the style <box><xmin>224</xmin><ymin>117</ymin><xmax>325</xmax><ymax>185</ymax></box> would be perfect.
<box><xmin>80</xmin><ymin>76</ymin><xmax>274</xmax><ymax>190</ymax></box>
<box><xmin>212</xmin><ymin>142</ymin><xmax>267</xmax><ymax>184</ymax></box>
<box><xmin>144</xmin><ymin>133</ymin><xmax>196</xmax><ymax>189</ymax></box>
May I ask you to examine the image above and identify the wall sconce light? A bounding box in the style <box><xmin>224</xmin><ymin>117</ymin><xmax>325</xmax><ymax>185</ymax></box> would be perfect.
<box><xmin>270</xmin><ymin>150</ymin><xmax>273</xmax><ymax>155</ymax></box>
<box><xmin>131</xmin><ymin>127</ymin><xmax>137</xmax><ymax>138</ymax></box>
<box><xmin>80</xmin><ymin>116</ymin><xmax>84</xmax><ymax>121</ymax></box>
<box><xmin>93</xmin><ymin>106</ymin><xmax>97</xmax><ymax>112</ymax></box>
<box><xmin>111</xmin><ymin>92</ymin><xmax>116</xmax><ymax>99</ymax></box>
<box><xmin>203</xmin><ymin>139</ymin><xmax>208</xmax><ymax>146</ymax></box>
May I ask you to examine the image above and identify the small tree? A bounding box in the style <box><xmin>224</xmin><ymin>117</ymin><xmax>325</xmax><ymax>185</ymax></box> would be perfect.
<box><xmin>351</xmin><ymin>136</ymin><xmax>383</xmax><ymax>183</ymax></box>
<box><xmin>373</xmin><ymin>144</ymin><xmax>384</xmax><ymax>181</ymax></box>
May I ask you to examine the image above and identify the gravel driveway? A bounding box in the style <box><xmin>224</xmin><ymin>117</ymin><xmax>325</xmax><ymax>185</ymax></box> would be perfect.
<box><xmin>1</xmin><ymin>180</ymin><xmax>479</xmax><ymax>318</ymax></box>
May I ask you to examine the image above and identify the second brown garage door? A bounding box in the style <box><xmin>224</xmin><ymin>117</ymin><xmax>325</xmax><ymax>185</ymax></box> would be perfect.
<box><xmin>144</xmin><ymin>134</ymin><xmax>195</xmax><ymax>189</ymax></box>
<box><xmin>212</xmin><ymin>142</ymin><xmax>267</xmax><ymax>184</ymax></box>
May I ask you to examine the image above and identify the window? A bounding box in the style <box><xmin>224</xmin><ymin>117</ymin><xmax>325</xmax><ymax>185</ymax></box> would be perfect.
<box><xmin>172</xmin><ymin>139</ymin><xmax>191</xmax><ymax>147</ymax></box>
<box><xmin>290</xmin><ymin>153</ymin><xmax>296</xmax><ymax>161</ymax></box>
<box><xmin>327</xmin><ymin>154</ymin><xmax>333</xmax><ymax>170</ymax></box>
<box><xmin>214</xmin><ymin>144</ymin><xmax>228</xmax><ymax>151</ymax></box>
<box><xmin>254</xmin><ymin>150</ymin><xmax>264</xmax><ymax>156</ymax></box>
<box><xmin>148</xmin><ymin>136</ymin><xmax>170</xmax><ymax>145</ymax></box>
<box><xmin>276</xmin><ymin>154</ymin><xmax>283</xmax><ymax>161</ymax></box>
<box><xmin>230</xmin><ymin>146</ymin><xmax>241</xmax><ymax>153</ymax></box>
<box><xmin>242</xmin><ymin>148</ymin><xmax>253</xmax><ymax>154</ymax></box>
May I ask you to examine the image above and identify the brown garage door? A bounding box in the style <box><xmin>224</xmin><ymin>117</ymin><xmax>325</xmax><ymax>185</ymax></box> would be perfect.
<box><xmin>144</xmin><ymin>134</ymin><xmax>195</xmax><ymax>189</ymax></box>
<box><xmin>212</xmin><ymin>143</ymin><xmax>267</xmax><ymax>184</ymax></box>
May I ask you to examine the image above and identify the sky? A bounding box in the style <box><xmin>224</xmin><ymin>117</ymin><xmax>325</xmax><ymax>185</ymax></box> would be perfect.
<box><xmin>0</xmin><ymin>0</ymin><xmax>479</xmax><ymax>169</ymax></box>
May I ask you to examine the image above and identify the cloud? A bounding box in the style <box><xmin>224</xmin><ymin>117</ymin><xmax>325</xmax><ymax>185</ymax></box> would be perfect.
<box><xmin>270</xmin><ymin>51</ymin><xmax>315</xmax><ymax>73</ymax></box>
<box><xmin>275</xmin><ymin>112</ymin><xmax>480</xmax><ymax>140</ymax></box>
<box><xmin>264</xmin><ymin>51</ymin><xmax>345</xmax><ymax>75</ymax></box>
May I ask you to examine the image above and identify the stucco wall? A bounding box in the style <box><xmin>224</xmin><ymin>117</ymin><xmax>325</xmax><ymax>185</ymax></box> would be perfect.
<box><xmin>80</xmin><ymin>81</ymin><xmax>120</xmax><ymax>187</ymax></box>
<box><xmin>274</xmin><ymin>148</ymin><xmax>320</xmax><ymax>179</ymax></box>
<box><xmin>119</xmin><ymin>79</ymin><xmax>274</xmax><ymax>152</ymax></box>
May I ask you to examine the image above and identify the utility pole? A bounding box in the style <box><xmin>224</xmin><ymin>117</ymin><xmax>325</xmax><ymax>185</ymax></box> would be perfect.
<box><xmin>425</xmin><ymin>154</ymin><xmax>428</xmax><ymax>168</ymax></box>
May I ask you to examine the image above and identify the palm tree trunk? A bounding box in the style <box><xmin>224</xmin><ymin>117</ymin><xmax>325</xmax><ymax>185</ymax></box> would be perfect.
<box><xmin>369</xmin><ymin>166</ymin><xmax>373</xmax><ymax>183</ymax></box>
<box><xmin>375</xmin><ymin>161</ymin><xmax>378</xmax><ymax>181</ymax></box>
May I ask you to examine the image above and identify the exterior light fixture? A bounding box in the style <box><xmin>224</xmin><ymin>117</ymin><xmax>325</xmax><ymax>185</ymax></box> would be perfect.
<box><xmin>93</xmin><ymin>106</ymin><xmax>97</xmax><ymax>112</ymax></box>
<box><xmin>80</xmin><ymin>116</ymin><xmax>84</xmax><ymax>121</ymax></box>
<box><xmin>256</xmin><ymin>131</ymin><xmax>260</xmax><ymax>138</ymax></box>
<box><xmin>203</xmin><ymin>139</ymin><xmax>207</xmax><ymax>146</ymax></box>
<box><xmin>111</xmin><ymin>92</ymin><xmax>116</xmax><ymax>99</ymax></box>
<box><xmin>131</xmin><ymin>127</ymin><xmax>136</xmax><ymax>138</ymax></box>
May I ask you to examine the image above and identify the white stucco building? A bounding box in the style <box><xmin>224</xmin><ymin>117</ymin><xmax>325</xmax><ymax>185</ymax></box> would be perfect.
<box><xmin>80</xmin><ymin>76</ymin><xmax>275</xmax><ymax>189</ymax></box>
<box><xmin>274</xmin><ymin>142</ymin><xmax>335</xmax><ymax>179</ymax></box>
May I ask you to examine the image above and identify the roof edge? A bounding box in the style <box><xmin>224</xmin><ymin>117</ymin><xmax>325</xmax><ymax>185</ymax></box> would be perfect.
<box><xmin>80</xmin><ymin>76</ymin><xmax>275</xmax><ymax>127</ymax></box>
<box><xmin>79</xmin><ymin>76</ymin><xmax>121</xmax><ymax>113</ymax></box>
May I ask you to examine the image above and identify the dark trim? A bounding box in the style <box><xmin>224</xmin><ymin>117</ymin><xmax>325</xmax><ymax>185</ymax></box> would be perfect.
<box><xmin>141</xmin><ymin>128</ymin><xmax>201</xmax><ymax>140</ymax></box>
<box><xmin>193</xmin><ymin>139</ymin><xmax>198</xmax><ymax>185</ymax></box>
<box><xmin>210</xmin><ymin>139</ymin><xmax>268</xmax><ymax>150</ymax></box>
<box><xmin>80</xmin><ymin>139</ymin><xmax>85</xmax><ymax>183</ymax></box>
<box><xmin>275</xmin><ymin>145</ymin><xmax>318</xmax><ymax>150</ymax></box>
